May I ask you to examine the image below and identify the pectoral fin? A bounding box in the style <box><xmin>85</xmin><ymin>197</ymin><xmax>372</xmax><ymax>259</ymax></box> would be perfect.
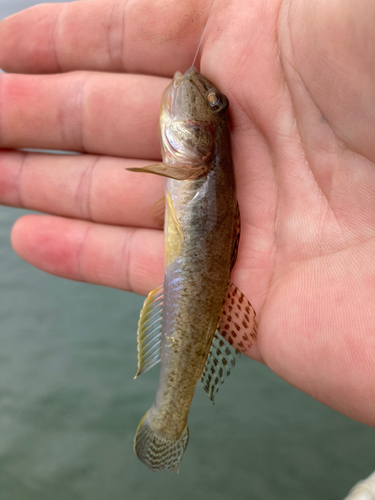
<box><xmin>127</xmin><ymin>163</ymin><xmax>208</xmax><ymax>180</ymax></box>
<box><xmin>135</xmin><ymin>284</ymin><xmax>164</xmax><ymax>378</ymax></box>
<box><xmin>166</xmin><ymin>193</ymin><xmax>183</xmax><ymax>266</ymax></box>
<box><xmin>201</xmin><ymin>282</ymin><xmax>257</xmax><ymax>402</ymax></box>
<box><xmin>218</xmin><ymin>282</ymin><xmax>257</xmax><ymax>354</ymax></box>
<box><xmin>151</xmin><ymin>197</ymin><xmax>165</xmax><ymax>228</ymax></box>
<box><xmin>231</xmin><ymin>201</ymin><xmax>241</xmax><ymax>269</ymax></box>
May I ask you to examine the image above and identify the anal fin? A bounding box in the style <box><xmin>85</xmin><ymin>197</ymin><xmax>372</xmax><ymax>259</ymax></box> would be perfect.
<box><xmin>135</xmin><ymin>284</ymin><xmax>164</xmax><ymax>378</ymax></box>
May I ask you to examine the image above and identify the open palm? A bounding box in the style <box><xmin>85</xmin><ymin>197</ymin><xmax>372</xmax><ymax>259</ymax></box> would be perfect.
<box><xmin>0</xmin><ymin>0</ymin><xmax>374</xmax><ymax>426</ymax></box>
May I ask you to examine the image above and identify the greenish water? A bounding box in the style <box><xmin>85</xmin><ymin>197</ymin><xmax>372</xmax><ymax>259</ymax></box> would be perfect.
<box><xmin>1</xmin><ymin>2</ymin><xmax>375</xmax><ymax>499</ymax></box>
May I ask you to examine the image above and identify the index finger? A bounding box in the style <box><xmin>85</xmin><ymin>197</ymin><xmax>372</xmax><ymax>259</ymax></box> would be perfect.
<box><xmin>0</xmin><ymin>0</ymin><xmax>211</xmax><ymax>76</ymax></box>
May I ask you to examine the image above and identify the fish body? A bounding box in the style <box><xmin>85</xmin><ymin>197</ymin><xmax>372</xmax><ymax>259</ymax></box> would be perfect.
<box><xmin>154</xmin><ymin>69</ymin><xmax>237</xmax><ymax>436</ymax></box>
<box><xmin>131</xmin><ymin>68</ymin><xmax>256</xmax><ymax>472</ymax></box>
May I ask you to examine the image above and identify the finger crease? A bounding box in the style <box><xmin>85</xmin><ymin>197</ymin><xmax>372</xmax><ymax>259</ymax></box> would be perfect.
<box><xmin>77</xmin><ymin>73</ymin><xmax>90</xmax><ymax>153</ymax></box>
<box><xmin>75</xmin><ymin>156</ymin><xmax>101</xmax><ymax>221</ymax></box>
<box><xmin>106</xmin><ymin>2</ymin><xmax>124</xmax><ymax>71</ymax></box>
<box><xmin>77</xmin><ymin>225</ymin><xmax>92</xmax><ymax>283</ymax></box>
<box><xmin>52</xmin><ymin>5</ymin><xmax>65</xmax><ymax>73</ymax></box>
<box><xmin>121</xmin><ymin>0</ymin><xmax>130</xmax><ymax>71</ymax></box>
<box><xmin>16</xmin><ymin>152</ymin><xmax>29</xmax><ymax>209</ymax></box>
<box><xmin>120</xmin><ymin>228</ymin><xmax>137</xmax><ymax>293</ymax></box>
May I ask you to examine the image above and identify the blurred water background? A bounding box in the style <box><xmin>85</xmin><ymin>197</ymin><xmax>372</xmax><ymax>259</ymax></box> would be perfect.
<box><xmin>0</xmin><ymin>1</ymin><xmax>374</xmax><ymax>499</ymax></box>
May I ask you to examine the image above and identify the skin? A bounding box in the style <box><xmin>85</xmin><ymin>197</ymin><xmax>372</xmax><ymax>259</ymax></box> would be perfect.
<box><xmin>0</xmin><ymin>0</ymin><xmax>374</xmax><ymax>426</ymax></box>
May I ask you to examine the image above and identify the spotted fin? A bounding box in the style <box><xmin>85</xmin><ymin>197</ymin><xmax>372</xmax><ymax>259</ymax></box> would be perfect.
<box><xmin>201</xmin><ymin>332</ymin><xmax>240</xmax><ymax>402</ymax></box>
<box><xmin>134</xmin><ymin>410</ymin><xmax>189</xmax><ymax>472</ymax></box>
<box><xmin>134</xmin><ymin>284</ymin><xmax>164</xmax><ymax>378</ymax></box>
<box><xmin>218</xmin><ymin>282</ymin><xmax>257</xmax><ymax>353</ymax></box>
<box><xmin>200</xmin><ymin>281</ymin><xmax>257</xmax><ymax>401</ymax></box>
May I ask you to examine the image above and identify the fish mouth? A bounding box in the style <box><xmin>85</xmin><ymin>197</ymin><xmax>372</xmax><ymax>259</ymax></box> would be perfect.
<box><xmin>173</xmin><ymin>67</ymin><xmax>204</xmax><ymax>93</ymax></box>
<box><xmin>161</xmin><ymin>67</ymin><xmax>206</xmax><ymax>117</ymax></box>
<box><xmin>174</xmin><ymin>67</ymin><xmax>198</xmax><ymax>85</ymax></box>
<box><xmin>158</xmin><ymin>67</ymin><xmax>217</xmax><ymax>164</ymax></box>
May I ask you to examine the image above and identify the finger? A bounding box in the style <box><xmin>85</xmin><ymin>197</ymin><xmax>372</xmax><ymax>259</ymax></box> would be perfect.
<box><xmin>0</xmin><ymin>71</ymin><xmax>167</xmax><ymax>158</ymax></box>
<box><xmin>0</xmin><ymin>0</ymin><xmax>210</xmax><ymax>76</ymax></box>
<box><xmin>0</xmin><ymin>150</ymin><xmax>164</xmax><ymax>228</ymax></box>
<box><xmin>11</xmin><ymin>214</ymin><xmax>164</xmax><ymax>296</ymax></box>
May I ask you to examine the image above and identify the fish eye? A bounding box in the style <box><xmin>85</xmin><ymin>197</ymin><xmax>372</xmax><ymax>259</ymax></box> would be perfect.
<box><xmin>206</xmin><ymin>91</ymin><xmax>228</xmax><ymax>113</ymax></box>
<box><xmin>207</xmin><ymin>92</ymin><xmax>220</xmax><ymax>107</ymax></box>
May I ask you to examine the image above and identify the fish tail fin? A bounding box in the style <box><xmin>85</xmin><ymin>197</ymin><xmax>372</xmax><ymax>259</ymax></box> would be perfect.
<box><xmin>134</xmin><ymin>410</ymin><xmax>189</xmax><ymax>472</ymax></box>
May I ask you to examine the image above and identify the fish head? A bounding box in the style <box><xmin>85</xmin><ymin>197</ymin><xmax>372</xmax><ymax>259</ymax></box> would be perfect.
<box><xmin>159</xmin><ymin>67</ymin><xmax>229</xmax><ymax>166</ymax></box>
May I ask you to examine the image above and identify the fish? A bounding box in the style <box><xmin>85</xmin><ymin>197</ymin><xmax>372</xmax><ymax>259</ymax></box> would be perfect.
<box><xmin>128</xmin><ymin>67</ymin><xmax>257</xmax><ymax>472</ymax></box>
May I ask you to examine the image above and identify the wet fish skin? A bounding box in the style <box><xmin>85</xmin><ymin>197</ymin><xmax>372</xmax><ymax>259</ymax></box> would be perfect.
<box><xmin>133</xmin><ymin>67</ymin><xmax>238</xmax><ymax>471</ymax></box>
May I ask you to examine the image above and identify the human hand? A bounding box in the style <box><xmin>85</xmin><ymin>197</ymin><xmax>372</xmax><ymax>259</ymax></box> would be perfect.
<box><xmin>0</xmin><ymin>0</ymin><xmax>374</xmax><ymax>426</ymax></box>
